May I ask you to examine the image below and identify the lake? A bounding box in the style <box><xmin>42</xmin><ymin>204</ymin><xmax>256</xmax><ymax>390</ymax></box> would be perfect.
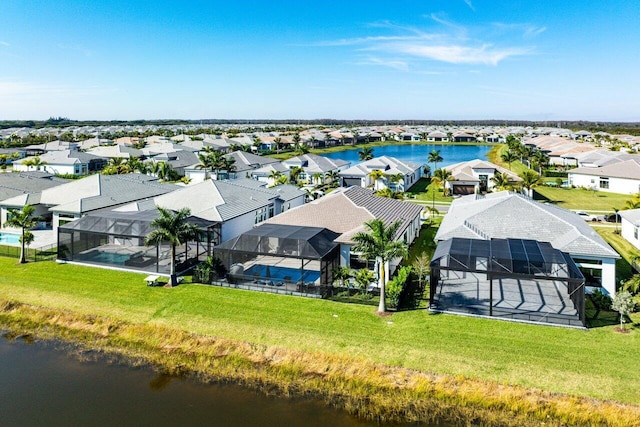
<box><xmin>0</xmin><ymin>335</ymin><xmax>381</xmax><ymax>427</ymax></box>
<box><xmin>322</xmin><ymin>143</ymin><xmax>493</xmax><ymax>168</ymax></box>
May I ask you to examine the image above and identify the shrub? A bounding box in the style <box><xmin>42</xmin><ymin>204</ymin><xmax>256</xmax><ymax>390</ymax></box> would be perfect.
<box><xmin>386</xmin><ymin>266</ymin><xmax>412</xmax><ymax>309</ymax></box>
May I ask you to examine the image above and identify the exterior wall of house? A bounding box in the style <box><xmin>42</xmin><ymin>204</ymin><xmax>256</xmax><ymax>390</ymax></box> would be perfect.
<box><xmin>22</xmin><ymin>163</ymin><xmax>87</xmax><ymax>176</ymax></box>
<box><xmin>52</xmin><ymin>212</ymin><xmax>81</xmax><ymax>233</ymax></box>
<box><xmin>621</xmin><ymin>217</ymin><xmax>640</xmax><ymax>250</ymax></box>
<box><xmin>572</xmin><ymin>254</ymin><xmax>617</xmax><ymax>296</ymax></box>
<box><xmin>568</xmin><ymin>172</ymin><xmax>640</xmax><ymax>194</ymax></box>
<box><xmin>184</xmin><ymin>168</ymin><xmax>209</xmax><ymax>184</ymax></box>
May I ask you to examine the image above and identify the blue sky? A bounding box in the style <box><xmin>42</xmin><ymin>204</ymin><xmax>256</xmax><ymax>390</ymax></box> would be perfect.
<box><xmin>1</xmin><ymin>0</ymin><xmax>638</xmax><ymax>121</ymax></box>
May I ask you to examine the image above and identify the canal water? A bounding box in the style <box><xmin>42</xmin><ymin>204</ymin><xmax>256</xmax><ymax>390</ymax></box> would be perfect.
<box><xmin>322</xmin><ymin>143</ymin><xmax>493</xmax><ymax>168</ymax></box>
<box><xmin>0</xmin><ymin>335</ymin><xmax>379</xmax><ymax>427</ymax></box>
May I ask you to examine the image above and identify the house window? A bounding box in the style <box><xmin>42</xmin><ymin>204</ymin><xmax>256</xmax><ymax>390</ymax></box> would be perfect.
<box><xmin>268</xmin><ymin>205</ymin><xmax>274</xmax><ymax>218</ymax></box>
<box><xmin>599</xmin><ymin>177</ymin><xmax>609</xmax><ymax>189</ymax></box>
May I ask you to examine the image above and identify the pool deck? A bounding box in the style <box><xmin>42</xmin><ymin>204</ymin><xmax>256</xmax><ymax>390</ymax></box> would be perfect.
<box><xmin>0</xmin><ymin>228</ymin><xmax>57</xmax><ymax>249</ymax></box>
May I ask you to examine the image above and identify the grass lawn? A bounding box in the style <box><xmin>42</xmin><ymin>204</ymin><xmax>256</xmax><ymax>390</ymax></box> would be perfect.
<box><xmin>534</xmin><ymin>186</ymin><xmax>631</xmax><ymax>211</ymax></box>
<box><xmin>1</xmin><ymin>257</ymin><xmax>639</xmax><ymax>404</ymax></box>
<box><xmin>486</xmin><ymin>144</ymin><xmax>530</xmax><ymax>175</ymax></box>
<box><xmin>405</xmin><ymin>177</ymin><xmax>453</xmax><ymax>204</ymax></box>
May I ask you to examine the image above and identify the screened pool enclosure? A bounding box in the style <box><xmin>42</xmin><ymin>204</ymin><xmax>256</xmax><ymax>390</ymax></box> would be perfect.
<box><xmin>57</xmin><ymin>210</ymin><xmax>219</xmax><ymax>275</ymax></box>
<box><xmin>430</xmin><ymin>237</ymin><xmax>586</xmax><ymax>327</ymax></box>
<box><xmin>214</xmin><ymin>224</ymin><xmax>340</xmax><ymax>295</ymax></box>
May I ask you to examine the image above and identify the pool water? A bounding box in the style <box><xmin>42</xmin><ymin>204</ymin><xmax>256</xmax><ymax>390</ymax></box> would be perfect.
<box><xmin>0</xmin><ymin>232</ymin><xmax>21</xmax><ymax>245</ymax></box>
<box><xmin>245</xmin><ymin>265</ymin><xmax>320</xmax><ymax>283</ymax></box>
<box><xmin>76</xmin><ymin>251</ymin><xmax>131</xmax><ymax>265</ymax></box>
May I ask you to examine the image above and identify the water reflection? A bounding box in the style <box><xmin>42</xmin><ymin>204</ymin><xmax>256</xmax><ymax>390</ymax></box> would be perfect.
<box><xmin>0</xmin><ymin>335</ymin><xmax>379</xmax><ymax>427</ymax></box>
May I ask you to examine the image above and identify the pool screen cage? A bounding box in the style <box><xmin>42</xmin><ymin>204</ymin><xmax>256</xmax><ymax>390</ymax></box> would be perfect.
<box><xmin>214</xmin><ymin>224</ymin><xmax>341</xmax><ymax>289</ymax></box>
<box><xmin>430</xmin><ymin>237</ymin><xmax>587</xmax><ymax>327</ymax></box>
<box><xmin>57</xmin><ymin>209</ymin><xmax>219</xmax><ymax>275</ymax></box>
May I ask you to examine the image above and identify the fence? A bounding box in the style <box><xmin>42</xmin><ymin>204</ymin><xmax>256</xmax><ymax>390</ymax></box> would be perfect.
<box><xmin>0</xmin><ymin>243</ymin><xmax>58</xmax><ymax>262</ymax></box>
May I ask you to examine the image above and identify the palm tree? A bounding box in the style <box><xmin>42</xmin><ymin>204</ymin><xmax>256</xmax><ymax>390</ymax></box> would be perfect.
<box><xmin>358</xmin><ymin>146</ymin><xmax>374</xmax><ymax>161</ymax></box>
<box><xmin>351</xmin><ymin>219</ymin><xmax>408</xmax><ymax>313</ymax></box>
<box><xmin>388</xmin><ymin>173</ymin><xmax>404</xmax><ymax>191</ymax></box>
<box><xmin>156</xmin><ymin>161</ymin><xmax>177</xmax><ymax>182</ymax></box>
<box><xmin>331</xmin><ymin>266</ymin><xmax>353</xmax><ymax>287</ymax></box>
<box><xmin>490</xmin><ymin>171</ymin><xmax>513</xmax><ymax>191</ymax></box>
<box><xmin>427</xmin><ymin>150</ymin><xmax>443</xmax><ymax>208</ymax></box>
<box><xmin>326</xmin><ymin>170</ymin><xmax>340</xmax><ymax>186</ymax></box>
<box><xmin>375</xmin><ymin>188</ymin><xmax>404</xmax><ymax>200</ymax></box>
<box><xmin>312</xmin><ymin>172</ymin><xmax>324</xmax><ymax>186</ymax></box>
<box><xmin>531</xmin><ymin>150</ymin><xmax>549</xmax><ymax>174</ymax></box>
<box><xmin>220</xmin><ymin>156</ymin><xmax>236</xmax><ymax>179</ymax></box>
<box><xmin>368</xmin><ymin>169</ymin><xmax>386</xmax><ymax>190</ymax></box>
<box><xmin>289</xmin><ymin>166</ymin><xmax>303</xmax><ymax>185</ymax></box>
<box><xmin>518</xmin><ymin>170</ymin><xmax>543</xmax><ymax>198</ymax></box>
<box><xmin>268</xmin><ymin>170</ymin><xmax>283</xmax><ymax>186</ymax></box>
<box><xmin>145</xmin><ymin>207</ymin><xmax>200</xmax><ymax>286</ymax></box>
<box><xmin>500</xmin><ymin>150</ymin><xmax>518</xmax><ymax>170</ymax></box>
<box><xmin>294</xmin><ymin>143</ymin><xmax>310</xmax><ymax>155</ymax></box>
<box><xmin>6</xmin><ymin>204</ymin><xmax>37</xmax><ymax>264</ymax></box>
<box><xmin>433</xmin><ymin>168</ymin><xmax>453</xmax><ymax>196</ymax></box>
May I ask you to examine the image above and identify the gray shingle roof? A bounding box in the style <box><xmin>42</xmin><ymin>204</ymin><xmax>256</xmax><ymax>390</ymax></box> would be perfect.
<box><xmin>0</xmin><ymin>172</ymin><xmax>69</xmax><ymax>205</ymax></box>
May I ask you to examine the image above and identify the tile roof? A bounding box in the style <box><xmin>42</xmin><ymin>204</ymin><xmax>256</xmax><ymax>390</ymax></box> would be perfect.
<box><xmin>435</xmin><ymin>191</ymin><xmax>618</xmax><ymax>258</ymax></box>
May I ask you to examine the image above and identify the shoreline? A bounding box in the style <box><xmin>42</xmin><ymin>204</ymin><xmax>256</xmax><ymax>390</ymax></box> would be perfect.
<box><xmin>2</xmin><ymin>299</ymin><xmax>639</xmax><ymax>427</ymax></box>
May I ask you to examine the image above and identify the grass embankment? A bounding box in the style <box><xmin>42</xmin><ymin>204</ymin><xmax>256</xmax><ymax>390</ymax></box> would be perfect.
<box><xmin>487</xmin><ymin>144</ymin><xmax>530</xmax><ymax>175</ymax></box>
<box><xmin>1</xmin><ymin>259</ymin><xmax>639</xmax><ymax>425</ymax></box>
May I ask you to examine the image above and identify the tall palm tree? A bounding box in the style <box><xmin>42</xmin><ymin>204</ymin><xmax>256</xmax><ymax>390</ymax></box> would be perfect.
<box><xmin>500</xmin><ymin>150</ymin><xmax>518</xmax><ymax>170</ymax></box>
<box><xmin>531</xmin><ymin>150</ymin><xmax>549</xmax><ymax>174</ymax></box>
<box><xmin>375</xmin><ymin>187</ymin><xmax>404</xmax><ymax>199</ymax></box>
<box><xmin>352</xmin><ymin>219</ymin><xmax>408</xmax><ymax>313</ymax></box>
<box><xmin>427</xmin><ymin>150</ymin><xmax>443</xmax><ymax>208</ymax></box>
<box><xmin>268</xmin><ymin>170</ymin><xmax>283</xmax><ymax>186</ymax></box>
<box><xmin>358</xmin><ymin>147</ymin><xmax>374</xmax><ymax>161</ymax></box>
<box><xmin>220</xmin><ymin>156</ymin><xmax>236</xmax><ymax>179</ymax></box>
<box><xmin>388</xmin><ymin>173</ymin><xmax>404</xmax><ymax>191</ymax></box>
<box><xmin>518</xmin><ymin>170</ymin><xmax>543</xmax><ymax>198</ymax></box>
<box><xmin>145</xmin><ymin>207</ymin><xmax>200</xmax><ymax>286</ymax></box>
<box><xmin>6</xmin><ymin>204</ymin><xmax>36</xmax><ymax>264</ymax></box>
<box><xmin>368</xmin><ymin>169</ymin><xmax>386</xmax><ymax>190</ymax></box>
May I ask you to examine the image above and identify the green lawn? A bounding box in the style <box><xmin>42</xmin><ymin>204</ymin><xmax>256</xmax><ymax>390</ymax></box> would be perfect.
<box><xmin>405</xmin><ymin>177</ymin><xmax>453</xmax><ymax>204</ymax></box>
<box><xmin>534</xmin><ymin>186</ymin><xmax>631</xmax><ymax>211</ymax></box>
<box><xmin>1</xmin><ymin>257</ymin><xmax>639</xmax><ymax>404</ymax></box>
<box><xmin>486</xmin><ymin>144</ymin><xmax>530</xmax><ymax>175</ymax></box>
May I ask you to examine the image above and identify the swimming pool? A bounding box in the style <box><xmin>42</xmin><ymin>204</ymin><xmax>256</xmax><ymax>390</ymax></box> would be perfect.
<box><xmin>75</xmin><ymin>251</ymin><xmax>131</xmax><ymax>265</ymax></box>
<box><xmin>0</xmin><ymin>232</ymin><xmax>21</xmax><ymax>245</ymax></box>
<box><xmin>245</xmin><ymin>264</ymin><xmax>320</xmax><ymax>284</ymax></box>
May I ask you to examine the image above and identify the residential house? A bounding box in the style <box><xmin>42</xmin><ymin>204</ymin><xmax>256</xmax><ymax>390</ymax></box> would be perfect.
<box><xmin>339</xmin><ymin>156</ymin><xmax>423</xmax><ymax>191</ymax></box>
<box><xmin>1</xmin><ymin>173</ymin><xmax>178</xmax><ymax>233</ymax></box>
<box><xmin>444</xmin><ymin>159</ymin><xmax>522</xmax><ymax>195</ymax></box>
<box><xmin>13</xmin><ymin>150</ymin><xmax>107</xmax><ymax>176</ymax></box>
<box><xmin>568</xmin><ymin>158</ymin><xmax>640</xmax><ymax>194</ymax></box>
<box><xmin>281</xmin><ymin>153</ymin><xmax>350</xmax><ymax>185</ymax></box>
<box><xmin>435</xmin><ymin>191</ymin><xmax>620</xmax><ymax>295</ymax></box>
<box><xmin>619</xmin><ymin>209</ymin><xmax>640</xmax><ymax>251</ymax></box>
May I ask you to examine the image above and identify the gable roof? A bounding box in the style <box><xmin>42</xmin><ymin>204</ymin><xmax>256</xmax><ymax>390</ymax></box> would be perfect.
<box><xmin>265</xmin><ymin>186</ymin><xmax>422</xmax><ymax>244</ymax></box>
<box><xmin>0</xmin><ymin>172</ymin><xmax>69</xmax><ymax>205</ymax></box>
<box><xmin>444</xmin><ymin>159</ymin><xmax>521</xmax><ymax>182</ymax></box>
<box><xmin>282</xmin><ymin>153</ymin><xmax>350</xmax><ymax>173</ymax></box>
<box><xmin>339</xmin><ymin>156</ymin><xmax>422</xmax><ymax>177</ymax></box>
<box><xmin>435</xmin><ymin>191</ymin><xmax>618</xmax><ymax>258</ymax></box>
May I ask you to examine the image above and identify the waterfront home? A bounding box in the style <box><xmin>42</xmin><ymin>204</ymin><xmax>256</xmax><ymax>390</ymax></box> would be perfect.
<box><xmin>524</xmin><ymin>135</ymin><xmax>597</xmax><ymax>166</ymax></box>
<box><xmin>444</xmin><ymin>159</ymin><xmax>521</xmax><ymax>195</ymax></box>
<box><xmin>264</xmin><ymin>186</ymin><xmax>422</xmax><ymax>277</ymax></box>
<box><xmin>435</xmin><ymin>191</ymin><xmax>619</xmax><ymax>295</ymax></box>
<box><xmin>426</xmin><ymin>131</ymin><xmax>449</xmax><ymax>142</ymax></box>
<box><xmin>339</xmin><ymin>156</ymin><xmax>423</xmax><ymax>191</ymax></box>
<box><xmin>0</xmin><ymin>171</ymin><xmax>69</xmax><ymax>228</ymax></box>
<box><xmin>281</xmin><ymin>153</ymin><xmax>350</xmax><ymax>185</ymax></box>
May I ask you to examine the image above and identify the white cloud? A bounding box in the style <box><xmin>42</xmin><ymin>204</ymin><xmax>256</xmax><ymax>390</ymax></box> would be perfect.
<box><xmin>315</xmin><ymin>16</ymin><xmax>538</xmax><ymax>69</ymax></box>
<box><xmin>391</xmin><ymin>43</ymin><xmax>530</xmax><ymax>65</ymax></box>
<box><xmin>463</xmin><ymin>0</ymin><xmax>475</xmax><ymax>11</ymax></box>
<box><xmin>0</xmin><ymin>41</ymin><xmax>9</xmax><ymax>47</ymax></box>
<box><xmin>352</xmin><ymin>56</ymin><xmax>410</xmax><ymax>71</ymax></box>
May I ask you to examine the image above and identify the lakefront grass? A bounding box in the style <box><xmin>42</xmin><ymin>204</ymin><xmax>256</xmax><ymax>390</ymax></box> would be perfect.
<box><xmin>1</xmin><ymin>258</ymin><xmax>639</xmax><ymax>425</ymax></box>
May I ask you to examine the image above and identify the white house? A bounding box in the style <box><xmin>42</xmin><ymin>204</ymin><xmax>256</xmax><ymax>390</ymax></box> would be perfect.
<box><xmin>435</xmin><ymin>191</ymin><xmax>620</xmax><ymax>295</ymax></box>
<box><xmin>13</xmin><ymin>150</ymin><xmax>106</xmax><ymax>176</ymax></box>
<box><xmin>339</xmin><ymin>156</ymin><xmax>423</xmax><ymax>191</ymax></box>
<box><xmin>444</xmin><ymin>159</ymin><xmax>521</xmax><ymax>195</ymax></box>
<box><xmin>281</xmin><ymin>153</ymin><xmax>350</xmax><ymax>185</ymax></box>
<box><xmin>619</xmin><ymin>209</ymin><xmax>640</xmax><ymax>251</ymax></box>
<box><xmin>568</xmin><ymin>158</ymin><xmax>640</xmax><ymax>194</ymax></box>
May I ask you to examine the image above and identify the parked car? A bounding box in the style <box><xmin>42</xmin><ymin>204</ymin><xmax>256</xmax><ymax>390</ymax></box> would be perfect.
<box><xmin>604</xmin><ymin>213</ymin><xmax>621</xmax><ymax>223</ymax></box>
<box><xmin>575</xmin><ymin>211</ymin><xmax>600</xmax><ymax>222</ymax></box>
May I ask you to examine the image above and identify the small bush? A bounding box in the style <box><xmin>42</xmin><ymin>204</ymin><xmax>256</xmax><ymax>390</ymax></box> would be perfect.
<box><xmin>386</xmin><ymin>266</ymin><xmax>412</xmax><ymax>309</ymax></box>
